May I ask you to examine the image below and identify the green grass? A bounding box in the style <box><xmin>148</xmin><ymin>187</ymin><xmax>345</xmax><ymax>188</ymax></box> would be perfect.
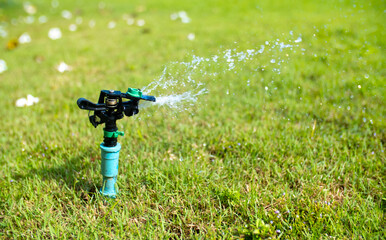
<box><xmin>0</xmin><ymin>0</ymin><xmax>385</xmax><ymax>238</ymax></box>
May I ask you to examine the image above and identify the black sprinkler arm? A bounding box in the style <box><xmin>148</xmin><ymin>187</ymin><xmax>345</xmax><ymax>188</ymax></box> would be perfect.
<box><xmin>77</xmin><ymin>98</ymin><xmax>106</xmax><ymax>111</ymax></box>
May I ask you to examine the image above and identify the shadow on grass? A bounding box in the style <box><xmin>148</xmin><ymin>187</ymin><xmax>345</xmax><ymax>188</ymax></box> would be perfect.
<box><xmin>13</xmin><ymin>148</ymin><xmax>101</xmax><ymax>202</ymax></box>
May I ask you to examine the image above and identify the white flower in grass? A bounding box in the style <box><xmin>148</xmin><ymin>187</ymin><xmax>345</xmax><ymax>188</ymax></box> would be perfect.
<box><xmin>16</xmin><ymin>98</ymin><xmax>27</xmax><ymax>107</ymax></box>
<box><xmin>18</xmin><ymin>33</ymin><xmax>31</xmax><ymax>44</ymax></box>
<box><xmin>178</xmin><ymin>11</ymin><xmax>191</xmax><ymax>23</ymax></box>
<box><xmin>61</xmin><ymin>10</ymin><xmax>72</xmax><ymax>19</ymax></box>
<box><xmin>24</xmin><ymin>2</ymin><xmax>37</xmax><ymax>15</ymax></box>
<box><xmin>16</xmin><ymin>100</ymin><xmax>26</xmax><ymax>108</ymax></box>
<box><xmin>26</xmin><ymin>95</ymin><xmax>39</xmax><ymax>106</ymax></box>
<box><xmin>137</xmin><ymin>19</ymin><xmax>145</xmax><ymax>27</ymax></box>
<box><xmin>69</xmin><ymin>24</ymin><xmax>77</xmax><ymax>31</ymax></box>
<box><xmin>187</xmin><ymin>33</ymin><xmax>195</xmax><ymax>41</ymax></box>
<box><xmin>126</xmin><ymin>18</ymin><xmax>135</xmax><ymax>25</ymax></box>
<box><xmin>0</xmin><ymin>59</ymin><xmax>7</xmax><ymax>73</ymax></box>
<box><xmin>76</xmin><ymin>17</ymin><xmax>83</xmax><ymax>25</ymax></box>
<box><xmin>108</xmin><ymin>21</ymin><xmax>116</xmax><ymax>29</ymax></box>
<box><xmin>16</xmin><ymin>95</ymin><xmax>39</xmax><ymax>107</ymax></box>
<box><xmin>0</xmin><ymin>26</ymin><xmax>7</xmax><ymax>38</ymax></box>
<box><xmin>48</xmin><ymin>28</ymin><xmax>62</xmax><ymax>40</ymax></box>
<box><xmin>170</xmin><ymin>11</ymin><xmax>191</xmax><ymax>23</ymax></box>
<box><xmin>57</xmin><ymin>62</ymin><xmax>72</xmax><ymax>73</ymax></box>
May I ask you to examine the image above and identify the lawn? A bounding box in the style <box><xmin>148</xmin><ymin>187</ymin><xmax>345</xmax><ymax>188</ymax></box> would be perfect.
<box><xmin>0</xmin><ymin>0</ymin><xmax>384</xmax><ymax>238</ymax></box>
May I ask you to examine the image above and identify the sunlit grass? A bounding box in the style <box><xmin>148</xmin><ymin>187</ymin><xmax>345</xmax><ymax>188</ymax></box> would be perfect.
<box><xmin>0</xmin><ymin>0</ymin><xmax>384</xmax><ymax>238</ymax></box>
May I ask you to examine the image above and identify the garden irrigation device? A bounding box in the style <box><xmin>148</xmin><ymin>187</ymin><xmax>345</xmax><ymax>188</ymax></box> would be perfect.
<box><xmin>77</xmin><ymin>88</ymin><xmax>156</xmax><ymax>198</ymax></box>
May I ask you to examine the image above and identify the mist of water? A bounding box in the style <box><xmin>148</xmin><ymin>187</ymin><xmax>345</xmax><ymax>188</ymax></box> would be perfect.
<box><xmin>140</xmin><ymin>33</ymin><xmax>304</xmax><ymax>111</ymax></box>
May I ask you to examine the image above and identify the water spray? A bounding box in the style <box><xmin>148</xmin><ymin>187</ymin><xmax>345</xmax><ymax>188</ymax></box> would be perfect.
<box><xmin>77</xmin><ymin>88</ymin><xmax>156</xmax><ymax>198</ymax></box>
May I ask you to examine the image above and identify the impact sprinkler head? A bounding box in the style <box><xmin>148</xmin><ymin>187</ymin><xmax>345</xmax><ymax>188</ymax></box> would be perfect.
<box><xmin>77</xmin><ymin>88</ymin><xmax>156</xmax><ymax>146</ymax></box>
<box><xmin>77</xmin><ymin>88</ymin><xmax>156</xmax><ymax>198</ymax></box>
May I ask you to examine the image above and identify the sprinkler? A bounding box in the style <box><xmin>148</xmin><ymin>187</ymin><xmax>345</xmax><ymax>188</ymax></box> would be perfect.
<box><xmin>77</xmin><ymin>88</ymin><xmax>156</xmax><ymax>198</ymax></box>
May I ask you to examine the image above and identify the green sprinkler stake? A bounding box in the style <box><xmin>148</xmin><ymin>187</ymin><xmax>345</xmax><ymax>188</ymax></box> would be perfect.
<box><xmin>77</xmin><ymin>88</ymin><xmax>156</xmax><ymax>198</ymax></box>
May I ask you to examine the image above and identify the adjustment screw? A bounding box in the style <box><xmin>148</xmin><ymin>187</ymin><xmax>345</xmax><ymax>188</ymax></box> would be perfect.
<box><xmin>106</xmin><ymin>98</ymin><xmax>117</xmax><ymax>107</ymax></box>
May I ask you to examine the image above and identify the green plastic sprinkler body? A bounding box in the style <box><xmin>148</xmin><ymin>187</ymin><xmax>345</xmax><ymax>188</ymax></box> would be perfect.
<box><xmin>77</xmin><ymin>88</ymin><xmax>156</xmax><ymax>198</ymax></box>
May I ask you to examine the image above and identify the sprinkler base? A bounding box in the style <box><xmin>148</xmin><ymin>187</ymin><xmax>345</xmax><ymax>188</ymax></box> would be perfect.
<box><xmin>99</xmin><ymin>177</ymin><xmax>118</xmax><ymax>198</ymax></box>
<box><xmin>100</xmin><ymin>142</ymin><xmax>121</xmax><ymax>198</ymax></box>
